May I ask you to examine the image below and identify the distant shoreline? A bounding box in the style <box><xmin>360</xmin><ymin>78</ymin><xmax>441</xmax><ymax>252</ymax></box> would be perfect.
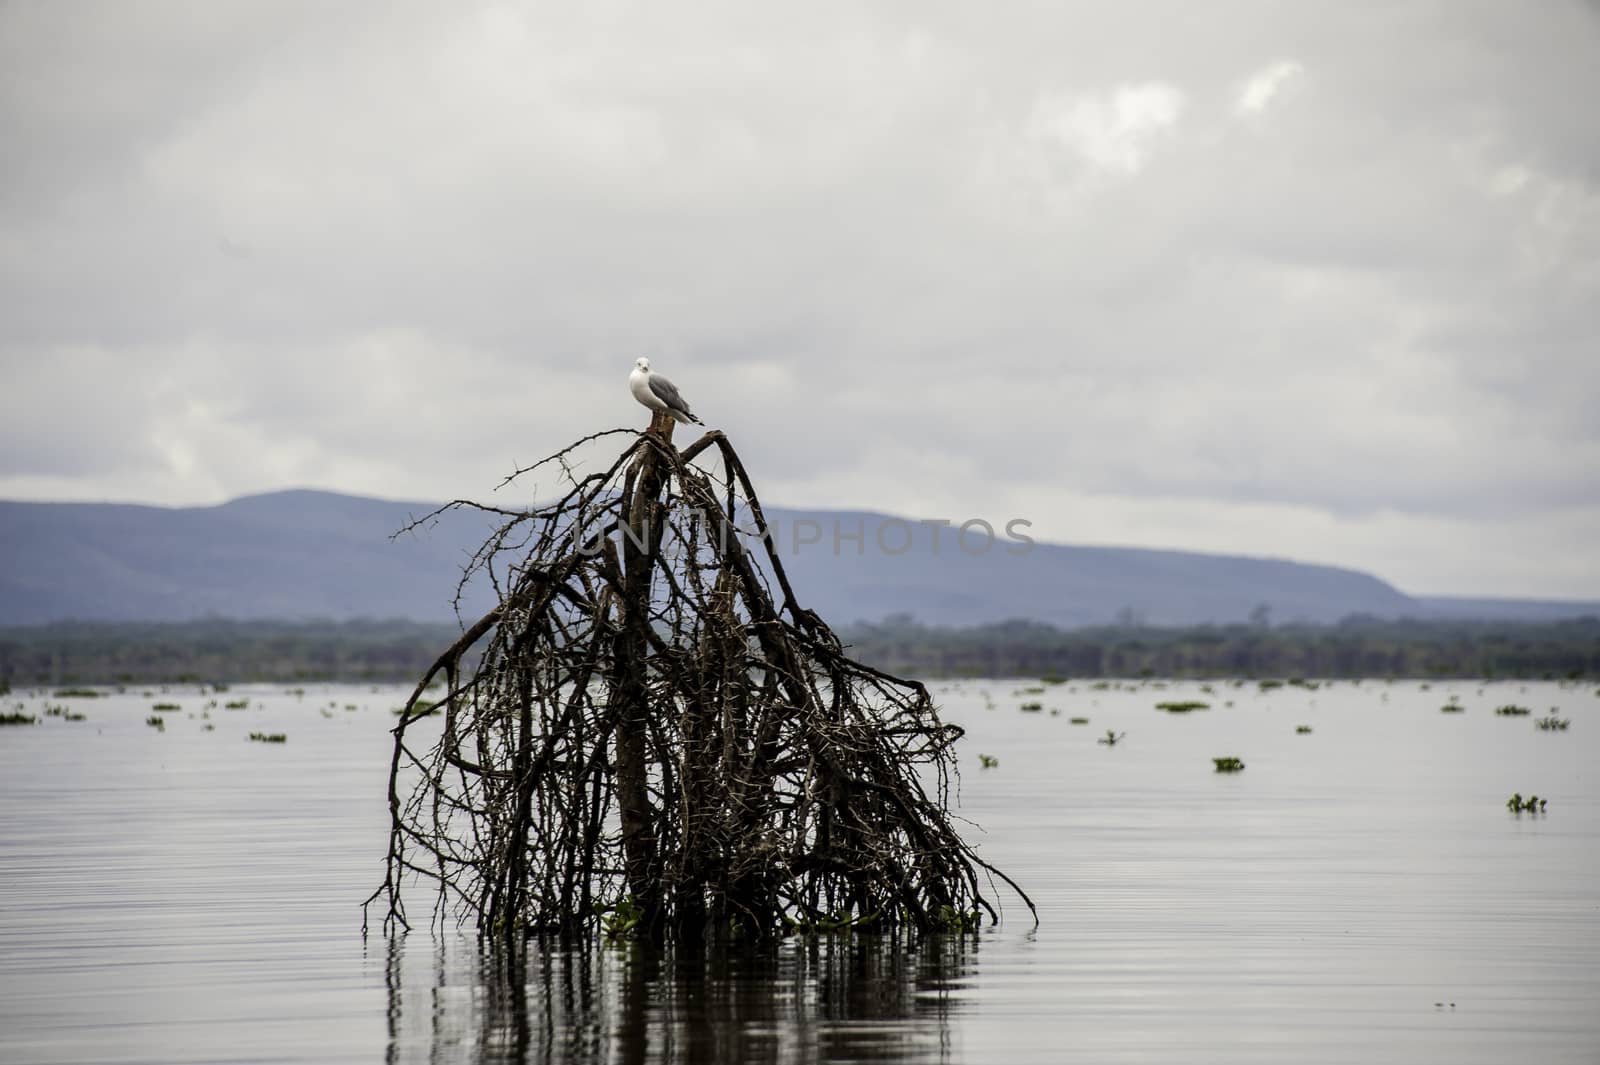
<box><xmin>2</xmin><ymin>616</ymin><xmax>1595</xmax><ymax>687</ymax></box>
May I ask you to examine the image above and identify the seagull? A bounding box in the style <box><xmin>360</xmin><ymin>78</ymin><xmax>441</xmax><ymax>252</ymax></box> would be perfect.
<box><xmin>629</xmin><ymin>357</ymin><xmax>702</xmax><ymax>425</ymax></box>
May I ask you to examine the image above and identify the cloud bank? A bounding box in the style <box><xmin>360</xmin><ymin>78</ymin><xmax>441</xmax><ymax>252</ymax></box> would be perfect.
<box><xmin>2</xmin><ymin>1</ymin><xmax>1597</xmax><ymax>597</ymax></box>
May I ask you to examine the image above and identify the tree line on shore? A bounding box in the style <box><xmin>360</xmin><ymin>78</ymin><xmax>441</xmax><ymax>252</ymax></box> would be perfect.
<box><xmin>844</xmin><ymin>613</ymin><xmax>1599</xmax><ymax>680</ymax></box>
<box><xmin>2</xmin><ymin>614</ymin><xmax>1596</xmax><ymax>688</ymax></box>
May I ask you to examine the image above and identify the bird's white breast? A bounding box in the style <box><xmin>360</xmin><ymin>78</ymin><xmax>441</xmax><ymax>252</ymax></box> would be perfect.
<box><xmin>630</xmin><ymin>368</ymin><xmax>667</xmax><ymax>412</ymax></box>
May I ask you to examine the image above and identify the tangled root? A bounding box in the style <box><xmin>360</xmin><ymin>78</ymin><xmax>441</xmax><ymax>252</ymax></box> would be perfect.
<box><xmin>365</xmin><ymin>424</ymin><xmax>1032</xmax><ymax>944</ymax></box>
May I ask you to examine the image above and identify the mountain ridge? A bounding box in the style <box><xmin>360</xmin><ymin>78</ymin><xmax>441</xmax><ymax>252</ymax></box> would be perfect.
<box><xmin>2</xmin><ymin>489</ymin><xmax>1594</xmax><ymax>628</ymax></box>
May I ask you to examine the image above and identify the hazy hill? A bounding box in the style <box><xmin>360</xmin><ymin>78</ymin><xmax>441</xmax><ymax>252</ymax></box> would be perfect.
<box><xmin>1</xmin><ymin>490</ymin><xmax>1594</xmax><ymax>628</ymax></box>
<box><xmin>0</xmin><ymin>491</ymin><xmax>500</xmax><ymax>625</ymax></box>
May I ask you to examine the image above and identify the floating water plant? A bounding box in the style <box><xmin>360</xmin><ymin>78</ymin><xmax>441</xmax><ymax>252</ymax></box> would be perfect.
<box><xmin>1440</xmin><ymin>702</ymin><xmax>1464</xmax><ymax>713</ymax></box>
<box><xmin>977</xmin><ymin>754</ymin><xmax>999</xmax><ymax>769</ymax></box>
<box><xmin>597</xmin><ymin>896</ymin><xmax>645</xmax><ymax>940</ymax></box>
<box><xmin>1495</xmin><ymin>704</ymin><xmax>1531</xmax><ymax>716</ymax></box>
<box><xmin>1156</xmin><ymin>700</ymin><xmax>1208</xmax><ymax>713</ymax></box>
<box><xmin>151</xmin><ymin>702</ymin><xmax>181</xmax><ymax>712</ymax></box>
<box><xmin>0</xmin><ymin>712</ymin><xmax>37</xmax><ymax>726</ymax></box>
<box><xmin>1069</xmin><ymin>716</ymin><xmax>1089</xmax><ymax>725</ymax></box>
<box><xmin>1098</xmin><ymin>730</ymin><xmax>1125</xmax><ymax>746</ymax></box>
<box><xmin>779</xmin><ymin>906</ymin><xmax>888</xmax><ymax>934</ymax></box>
<box><xmin>933</xmin><ymin>905</ymin><xmax>983</xmax><ymax>933</ymax></box>
<box><xmin>52</xmin><ymin>688</ymin><xmax>101</xmax><ymax>699</ymax></box>
<box><xmin>1213</xmin><ymin>757</ymin><xmax>1245</xmax><ymax>773</ymax></box>
<box><xmin>248</xmin><ymin>732</ymin><xmax>287</xmax><ymax>743</ymax></box>
<box><xmin>1258</xmin><ymin>680</ymin><xmax>1284</xmax><ymax>691</ymax></box>
<box><xmin>1535</xmin><ymin>716</ymin><xmax>1570</xmax><ymax>731</ymax></box>
<box><xmin>1019</xmin><ymin>702</ymin><xmax>1043</xmax><ymax>713</ymax></box>
<box><xmin>224</xmin><ymin>699</ymin><xmax>250</xmax><ymax>710</ymax></box>
<box><xmin>145</xmin><ymin>715</ymin><xmax>165</xmax><ymax>730</ymax></box>
<box><xmin>1506</xmin><ymin>793</ymin><xmax>1547</xmax><ymax>813</ymax></box>
<box><xmin>367</xmin><ymin>424</ymin><xmax>1034</xmax><ymax>944</ymax></box>
<box><xmin>1295</xmin><ymin>725</ymin><xmax>1313</xmax><ymax>734</ymax></box>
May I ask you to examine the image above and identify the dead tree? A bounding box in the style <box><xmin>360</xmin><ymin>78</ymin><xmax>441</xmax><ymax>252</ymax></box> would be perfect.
<box><xmin>365</xmin><ymin>416</ymin><xmax>1032</xmax><ymax>945</ymax></box>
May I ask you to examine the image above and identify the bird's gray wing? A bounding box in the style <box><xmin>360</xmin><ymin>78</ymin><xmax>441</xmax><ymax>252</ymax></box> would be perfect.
<box><xmin>648</xmin><ymin>374</ymin><xmax>695</xmax><ymax>417</ymax></box>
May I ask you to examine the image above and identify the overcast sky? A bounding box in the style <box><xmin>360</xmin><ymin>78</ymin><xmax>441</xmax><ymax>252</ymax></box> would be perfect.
<box><xmin>2</xmin><ymin>1</ymin><xmax>1597</xmax><ymax>598</ymax></box>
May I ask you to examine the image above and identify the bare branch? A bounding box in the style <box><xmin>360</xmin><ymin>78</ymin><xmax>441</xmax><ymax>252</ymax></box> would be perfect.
<box><xmin>365</xmin><ymin>429</ymin><xmax>1033</xmax><ymax>944</ymax></box>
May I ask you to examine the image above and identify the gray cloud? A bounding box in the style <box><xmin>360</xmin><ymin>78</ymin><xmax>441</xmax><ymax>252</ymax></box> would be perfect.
<box><xmin>1</xmin><ymin>1</ymin><xmax>1597</xmax><ymax>597</ymax></box>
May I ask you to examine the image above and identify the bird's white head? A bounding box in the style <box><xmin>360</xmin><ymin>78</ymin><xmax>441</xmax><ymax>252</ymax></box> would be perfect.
<box><xmin>634</xmin><ymin>357</ymin><xmax>651</xmax><ymax>372</ymax></box>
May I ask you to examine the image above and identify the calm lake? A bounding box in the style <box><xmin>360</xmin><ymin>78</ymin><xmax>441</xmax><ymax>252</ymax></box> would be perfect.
<box><xmin>1</xmin><ymin>678</ymin><xmax>1595</xmax><ymax>1063</ymax></box>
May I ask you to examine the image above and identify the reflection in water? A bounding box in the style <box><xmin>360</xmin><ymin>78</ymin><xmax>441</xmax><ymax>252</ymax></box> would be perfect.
<box><xmin>384</xmin><ymin>932</ymin><xmax>974</xmax><ymax>1065</ymax></box>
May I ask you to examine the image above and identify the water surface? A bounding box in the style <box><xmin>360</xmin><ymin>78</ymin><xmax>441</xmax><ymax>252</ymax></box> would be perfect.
<box><xmin>0</xmin><ymin>679</ymin><xmax>1594</xmax><ymax>1063</ymax></box>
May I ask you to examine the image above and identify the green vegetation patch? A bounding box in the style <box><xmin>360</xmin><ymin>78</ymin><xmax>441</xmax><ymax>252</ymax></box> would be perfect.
<box><xmin>1506</xmin><ymin>792</ymin><xmax>1547</xmax><ymax>813</ymax></box>
<box><xmin>1295</xmin><ymin>725</ymin><xmax>1313</xmax><ymax>734</ymax></box>
<box><xmin>597</xmin><ymin>897</ymin><xmax>644</xmax><ymax>940</ymax></box>
<box><xmin>1</xmin><ymin>711</ymin><xmax>37</xmax><ymax>725</ymax></box>
<box><xmin>1213</xmin><ymin>756</ymin><xmax>1246</xmax><ymax>773</ymax></box>
<box><xmin>1495</xmin><ymin>704</ymin><xmax>1532</xmax><ymax>716</ymax></box>
<box><xmin>248</xmin><ymin>732</ymin><xmax>287</xmax><ymax>743</ymax></box>
<box><xmin>1535</xmin><ymin>716</ymin><xmax>1570</xmax><ymax>731</ymax></box>
<box><xmin>1019</xmin><ymin>701</ymin><xmax>1043</xmax><ymax>712</ymax></box>
<box><xmin>932</xmin><ymin>905</ymin><xmax>983</xmax><ymax>933</ymax></box>
<box><xmin>1156</xmin><ymin>700</ymin><xmax>1209</xmax><ymax>713</ymax></box>
<box><xmin>53</xmin><ymin>688</ymin><xmax>101</xmax><ymax>698</ymax></box>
